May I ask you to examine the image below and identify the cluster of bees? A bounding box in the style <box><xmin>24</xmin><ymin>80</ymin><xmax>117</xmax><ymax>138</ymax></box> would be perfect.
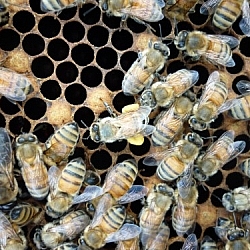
<box><xmin>0</xmin><ymin>0</ymin><xmax>250</xmax><ymax>249</ymax></box>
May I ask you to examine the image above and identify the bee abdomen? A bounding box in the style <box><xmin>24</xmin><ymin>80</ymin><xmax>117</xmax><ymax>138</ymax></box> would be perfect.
<box><xmin>229</xmin><ymin>96</ymin><xmax>250</xmax><ymax>119</ymax></box>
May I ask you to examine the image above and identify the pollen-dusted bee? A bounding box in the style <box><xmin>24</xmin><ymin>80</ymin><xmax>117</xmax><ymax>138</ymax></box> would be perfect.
<box><xmin>144</xmin><ymin>132</ymin><xmax>203</xmax><ymax>182</ymax></box>
<box><xmin>222</xmin><ymin>186</ymin><xmax>250</xmax><ymax>212</ymax></box>
<box><xmin>90</xmin><ymin>103</ymin><xmax>155</xmax><ymax>145</ymax></box>
<box><xmin>15</xmin><ymin>133</ymin><xmax>49</xmax><ymax>200</ymax></box>
<box><xmin>0</xmin><ymin>67</ymin><xmax>32</xmax><ymax>103</ymax></box>
<box><xmin>189</xmin><ymin>71</ymin><xmax>238</xmax><ymax>131</ymax></box>
<box><xmin>140</xmin><ymin>69</ymin><xmax>199</xmax><ymax>109</ymax></box>
<box><xmin>0</xmin><ymin>211</ymin><xmax>27</xmax><ymax>250</ymax></box>
<box><xmin>200</xmin><ymin>0</ymin><xmax>250</xmax><ymax>36</ymax></box>
<box><xmin>181</xmin><ymin>234</ymin><xmax>198</xmax><ymax>250</ymax></box>
<box><xmin>193</xmin><ymin>130</ymin><xmax>245</xmax><ymax>182</ymax></box>
<box><xmin>139</xmin><ymin>183</ymin><xmax>174</xmax><ymax>247</ymax></box>
<box><xmin>0</xmin><ymin>128</ymin><xmax>19</xmax><ymax>206</ymax></box>
<box><xmin>228</xmin><ymin>80</ymin><xmax>250</xmax><ymax>120</ymax></box>
<box><xmin>34</xmin><ymin>210</ymin><xmax>90</xmax><ymax>249</ymax></box>
<box><xmin>99</xmin><ymin>0</ymin><xmax>165</xmax><ymax>28</ymax></box>
<box><xmin>9</xmin><ymin>203</ymin><xmax>43</xmax><ymax>227</ymax></box>
<box><xmin>0</xmin><ymin>0</ymin><xmax>9</xmax><ymax>26</ymax></box>
<box><xmin>172</xmin><ymin>179</ymin><xmax>198</xmax><ymax>236</ymax></box>
<box><xmin>122</xmin><ymin>40</ymin><xmax>170</xmax><ymax>96</ymax></box>
<box><xmin>79</xmin><ymin>203</ymin><xmax>141</xmax><ymax>250</ymax></box>
<box><xmin>40</xmin><ymin>0</ymin><xmax>86</xmax><ymax>13</ymax></box>
<box><xmin>165</xmin><ymin>0</ymin><xmax>199</xmax><ymax>22</ymax></box>
<box><xmin>200</xmin><ymin>235</ymin><xmax>218</xmax><ymax>250</ymax></box>
<box><xmin>150</xmin><ymin>90</ymin><xmax>196</xmax><ymax>146</ymax></box>
<box><xmin>43</xmin><ymin>121</ymin><xmax>80</xmax><ymax>166</ymax></box>
<box><xmin>174</xmin><ymin>30</ymin><xmax>239</xmax><ymax>67</ymax></box>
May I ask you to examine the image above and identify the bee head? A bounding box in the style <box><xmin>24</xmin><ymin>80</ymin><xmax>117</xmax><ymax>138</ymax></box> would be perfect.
<box><xmin>90</xmin><ymin>123</ymin><xmax>101</xmax><ymax>142</ymax></box>
<box><xmin>174</xmin><ymin>30</ymin><xmax>189</xmax><ymax>50</ymax></box>
<box><xmin>188</xmin><ymin>116</ymin><xmax>207</xmax><ymax>131</ymax></box>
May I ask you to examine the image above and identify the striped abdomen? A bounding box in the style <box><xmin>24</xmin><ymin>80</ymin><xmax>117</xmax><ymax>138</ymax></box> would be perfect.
<box><xmin>228</xmin><ymin>95</ymin><xmax>250</xmax><ymax>119</ymax></box>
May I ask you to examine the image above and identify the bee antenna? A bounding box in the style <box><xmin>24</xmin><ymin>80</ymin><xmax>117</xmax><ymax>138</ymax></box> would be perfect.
<box><xmin>159</xmin><ymin>23</ymin><xmax>163</xmax><ymax>41</ymax></box>
<box><xmin>100</xmin><ymin>98</ymin><xmax>116</xmax><ymax>118</ymax></box>
<box><xmin>83</xmin><ymin>5</ymin><xmax>97</xmax><ymax>16</ymax></box>
<box><xmin>233</xmin><ymin>212</ymin><xmax>238</xmax><ymax>228</ymax></box>
<box><xmin>212</xmin><ymin>193</ymin><xmax>222</xmax><ymax>203</ymax></box>
<box><xmin>81</xmin><ymin>120</ymin><xmax>89</xmax><ymax>129</ymax></box>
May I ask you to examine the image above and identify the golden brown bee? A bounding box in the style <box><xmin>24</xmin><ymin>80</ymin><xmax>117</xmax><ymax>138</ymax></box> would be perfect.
<box><xmin>90</xmin><ymin>103</ymin><xmax>155</xmax><ymax>145</ymax></box>
<box><xmin>46</xmin><ymin>157</ymin><xmax>90</xmax><ymax>218</ymax></box>
<box><xmin>0</xmin><ymin>1</ymin><xmax>9</xmax><ymax>26</ymax></box>
<box><xmin>172</xmin><ymin>179</ymin><xmax>198</xmax><ymax>236</ymax></box>
<box><xmin>140</xmin><ymin>69</ymin><xmax>199</xmax><ymax>109</ymax></box>
<box><xmin>0</xmin><ymin>67</ymin><xmax>32</xmax><ymax>103</ymax></box>
<box><xmin>174</xmin><ymin>31</ymin><xmax>239</xmax><ymax>67</ymax></box>
<box><xmin>122</xmin><ymin>40</ymin><xmax>170</xmax><ymax>96</ymax></box>
<box><xmin>139</xmin><ymin>183</ymin><xmax>174</xmax><ymax>248</ymax></box>
<box><xmin>0</xmin><ymin>211</ymin><xmax>27</xmax><ymax>250</ymax></box>
<box><xmin>194</xmin><ymin>130</ymin><xmax>245</xmax><ymax>182</ymax></box>
<box><xmin>9</xmin><ymin>203</ymin><xmax>43</xmax><ymax>227</ymax></box>
<box><xmin>181</xmin><ymin>234</ymin><xmax>198</xmax><ymax>250</ymax></box>
<box><xmin>15</xmin><ymin>133</ymin><xmax>49</xmax><ymax>200</ymax></box>
<box><xmin>189</xmin><ymin>71</ymin><xmax>238</xmax><ymax>131</ymax></box>
<box><xmin>79</xmin><ymin>203</ymin><xmax>141</xmax><ymax>250</ymax></box>
<box><xmin>165</xmin><ymin>0</ymin><xmax>199</xmax><ymax>22</ymax></box>
<box><xmin>52</xmin><ymin>242</ymin><xmax>78</xmax><ymax>250</ymax></box>
<box><xmin>0</xmin><ymin>128</ymin><xmax>18</xmax><ymax>206</ymax></box>
<box><xmin>43</xmin><ymin>121</ymin><xmax>80</xmax><ymax>166</ymax></box>
<box><xmin>200</xmin><ymin>0</ymin><xmax>250</xmax><ymax>36</ymax></box>
<box><xmin>40</xmin><ymin>0</ymin><xmax>86</xmax><ymax>13</ymax></box>
<box><xmin>34</xmin><ymin>210</ymin><xmax>90</xmax><ymax>249</ymax></box>
<box><xmin>200</xmin><ymin>235</ymin><xmax>218</xmax><ymax>250</ymax></box>
<box><xmin>222</xmin><ymin>186</ymin><xmax>250</xmax><ymax>212</ymax></box>
<box><xmin>228</xmin><ymin>80</ymin><xmax>250</xmax><ymax>120</ymax></box>
<box><xmin>150</xmin><ymin>90</ymin><xmax>196</xmax><ymax>146</ymax></box>
<box><xmin>144</xmin><ymin>132</ymin><xmax>203</xmax><ymax>182</ymax></box>
<box><xmin>99</xmin><ymin>0</ymin><xmax>165</xmax><ymax>28</ymax></box>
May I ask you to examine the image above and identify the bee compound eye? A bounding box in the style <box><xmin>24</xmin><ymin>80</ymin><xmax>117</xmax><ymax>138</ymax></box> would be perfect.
<box><xmin>17</xmin><ymin>137</ymin><xmax>25</xmax><ymax>144</ymax></box>
<box><xmin>188</xmin><ymin>133</ymin><xmax>194</xmax><ymax>142</ymax></box>
<box><xmin>102</xmin><ymin>2</ymin><xmax>108</xmax><ymax>11</ymax></box>
<box><xmin>28</xmin><ymin>135</ymin><xmax>36</xmax><ymax>142</ymax></box>
<box><xmin>225</xmin><ymin>194</ymin><xmax>231</xmax><ymax>200</ymax></box>
<box><xmin>94</xmin><ymin>134</ymin><xmax>100</xmax><ymax>142</ymax></box>
<box><xmin>92</xmin><ymin>124</ymin><xmax>99</xmax><ymax>132</ymax></box>
<box><xmin>229</xmin><ymin>205</ymin><xmax>235</xmax><ymax>211</ymax></box>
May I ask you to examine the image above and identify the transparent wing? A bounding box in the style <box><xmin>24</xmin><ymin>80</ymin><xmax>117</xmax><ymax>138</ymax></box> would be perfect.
<box><xmin>236</xmin><ymin>80</ymin><xmax>250</xmax><ymax>94</ymax></box>
<box><xmin>105</xmin><ymin>224</ymin><xmax>141</xmax><ymax>243</ymax></box>
<box><xmin>181</xmin><ymin>233</ymin><xmax>198</xmax><ymax>250</ymax></box>
<box><xmin>240</xmin><ymin>0</ymin><xmax>250</xmax><ymax>36</ymax></box>
<box><xmin>226</xmin><ymin>141</ymin><xmax>246</xmax><ymax>162</ymax></box>
<box><xmin>72</xmin><ymin>185</ymin><xmax>104</xmax><ymax>205</ymax></box>
<box><xmin>118</xmin><ymin>185</ymin><xmax>148</xmax><ymax>204</ymax></box>
<box><xmin>48</xmin><ymin>165</ymin><xmax>61</xmax><ymax>196</ymax></box>
<box><xmin>206</xmin><ymin>34</ymin><xmax>239</xmax><ymax>48</ymax></box>
<box><xmin>142</xmin><ymin>125</ymin><xmax>156</xmax><ymax>136</ymax></box>
<box><xmin>200</xmin><ymin>0</ymin><xmax>220</xmax><ymax>15</ymax></box>
<box><xmin>217</xmin><ymin>98</ymin><xmax>242</xmax><ymax>114</ymax></box>
<box><xmin>177</xmin><ymin>164</ymin><xmax>193</xmax><ymax>199</ymax></box>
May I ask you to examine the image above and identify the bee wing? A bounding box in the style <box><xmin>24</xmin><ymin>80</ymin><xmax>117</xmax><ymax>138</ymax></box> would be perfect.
<box><xmin>142</xmin><ymin>125</ymin><xmax>156</xmax><ymax>136</ymax></box>
<box><xmin>48</xmin><ymin>165</ymin><xmax>61</xmax><ymax>196</ymax></box>
<box><xmin>206</xmin><ymin>35</ymin><xmax>239</xmax><ymax>48</ymax></box>
<box><xmin>181</xmin><ymin>233</ymin><xmax>198</xmax><ymax>250</ymax></box>
<box><xmin>226</xmin><ymin>141</ymin><xmax>246</xmax><ymax>162</ymax></box>
<box><xmin>236</xmin><ymin>80</ymin><xmax>250</xmax><ymax>94</ymax></box>
<box><xmin>200</xmin><ymin>0</ymin><xmax>220</xmax><ymax>15</ymax></box>
<box><xmin>240</xmin><ymin>0</ymin><xmax>250</xmax><ymax>36</ymax></box>
<box><xmin>118</xmin><ymin>185</ymin><xmax>148</xmax><ymax>204</ymax></box>
<box><xmin>0</xmin><ymin>211</ymin><xmax>20</xmax><ymax>247</ymax></box>
<box><xmin>217</xmin><ymin>98</ymin><xmax>242</xmax><ymax>114</ymax></box>
<box><xmin>177</xmin><ymin>164</ymin><xmax>193</xmax><ymax>199</ymax></box>
<box><xmin>105</xmin><ymin>224</ymin><xmax>141</xmax><ymax>243</ymax></box>
<box><xmin>72</xmin><ymin>185</ymin><xmax>104</xmax><ymax>205</ymax></box>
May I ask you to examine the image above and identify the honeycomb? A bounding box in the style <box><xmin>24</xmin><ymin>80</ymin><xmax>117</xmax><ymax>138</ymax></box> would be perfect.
<box><xmin>0</xmin><ymin>0</ymin><xmax>250</xmax><ymax>249</ymax></box>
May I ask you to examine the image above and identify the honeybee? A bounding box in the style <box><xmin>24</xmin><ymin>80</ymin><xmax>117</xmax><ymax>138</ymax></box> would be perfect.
<box><xmin>15</xmin><ymin>133</ymin><xmax>49</xmax><ymax>200</ymax></box>
<box><xmin>34</xmin><ymin>210</ymin><xmax>90</xmax><ymax>249</ymax></box>
<box><xmin>215</xmin><ymin>217</ymin><xmax>235</xmax><ymax>242</ymax></box>
<box><xmin>144</xmin><ymin>132</ymin><xmax>203</xmax><ymax>182</ymax></box>
<box><xmin>139</xmin><ymin>183</ymin><xmax>174</xmax><ymax>247</ymax></box>
<box><xmin>84</xmin><ymin>169</ymin><xmax>101</xmax><ymax>186</ymax></box>
<box><xmin>43</xmin><ymin>122</ymin><xmax>80</xmax><ymax>166</ymax></box>
<box><xmin>165</xmin><ymin>0</ymin><xmax>199</xmax><ymax>22</ymax></box>
<box><xmin>200</xmin><ymin>0</ymin><xmax>250</xmax><ymax>36</ymax></box>
<box><xmin>200</xmin><ymin>235</ymin><xmax>218</xmax><ymax>250</ymax></box>
<box><xmin>0</xmin><ymin>67</ymin><xmax>32</xmax><ymax>103</ymax></box>
<box><xmin>172</xmin><ymin>179</ymin><xmax>198</xmax><ymax>236</ymax></box>
<box><xmin>9</xmin><ymin>203</ymin><xmax>43</xmax><ymax>227</ymax></box>
<box><xmin>79</xmin><ymin>203</ymin><xmax>141</xmax><ymax>250</ymax></box>
<box><xmin>99</xmin><ymin>0</ymin><xmax>165</xmax><ymax>28</ymax></box>
<box><xmin>40</xmin><ymin>0</ymin><xmax>85</xmax><ymax>13</ymax></box>
<box><xmin>150</xmin><ymin>90</ymin><xmax>196</xmax><ymax>146</ymax></box>
<box><xmin>193</xmin><ymin>130</ymin><xmax>246</xmax><ymax>182</ymax></box>
<box><xmin>90</xmin><ymin>103</ymin><xmax>155</xmax><ymax>145</ymax></box>
<box><xmin>174</xmin><ymin>31</ymin><xmax>239</xmax><ymax>67</ymax></box>
<box><xmin>241</xmin><ymin>211</ymin><xmax>250</xmax><ymax>232</ymax></box>
<box><xmin>0</xmin><ymin>1</ymin><xmax>9</xmax><ymax>26</ymax></box>
<box><xmin>52</xmin><ymin>242</ymin><xmax>78</xmax><ymax>250</ymax></box>
<box><xmin>140</xmin><ymin>69</ymin><xmax>199</xmax><ymax>109</ymax></box>
<box><xmin>188</xmin><ymin>71</ymin><xmax>238</xmax><ymax>131</ymax></box>
<box><xmin>46</xmin><ymin>157</ymin><xmax>96</xmax><ymax>218</ymax></box>
<box><xmin>228</xmin><ymin>80</ymin><xmax>250</xmax><ymax>120</ymax></box>
<box><xmin>222</xmin><ymin>186</ymin><xmax>250</xmax><ymax>212</ymax></box>
<box><xmin>143</xmin><ymin>222</ymin><xmax>170</xmax><ymax>250</ymax></box>
<box><xmin>122</xmin><ymin>40</ymin><xmax>170</xmax><ymax>96</ymax></box>
<box><xmin>181</xmin><ymin>234</ymin><xmax>198</xmax><ymax>250</ymax></box>
<box><xmin>0</xmin><ymin>128</ymin><xmax>18</xmax><ymax>206</ymax></box>
<box><xmin>0</xmin><ymin>211</ymin><xmax>27</xmax><ymax>250</ymax></box>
